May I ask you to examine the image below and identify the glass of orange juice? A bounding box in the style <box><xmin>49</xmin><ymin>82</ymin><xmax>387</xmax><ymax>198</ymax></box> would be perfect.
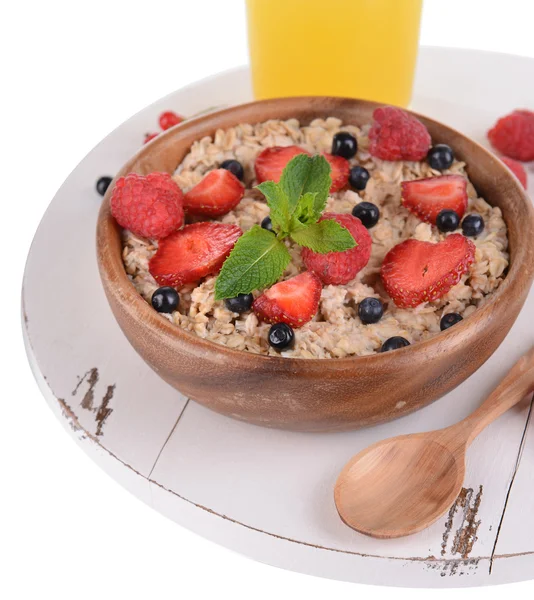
<box><xmin>246</xmin><ymin>0</ymin><xmax>423</xmax><ymax>107</ymax></box>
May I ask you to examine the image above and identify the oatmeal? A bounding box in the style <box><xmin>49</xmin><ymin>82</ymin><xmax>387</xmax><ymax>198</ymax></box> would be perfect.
<box><xmin>121</xmin><ymin>117</ymin><xmax>509</xmax><ymax>359</ymax></box>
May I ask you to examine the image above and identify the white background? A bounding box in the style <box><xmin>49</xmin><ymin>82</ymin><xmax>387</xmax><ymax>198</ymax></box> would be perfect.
<box><xmin>2</xmin><ymin>1</ymin><xmax>534</xmax><ymax>598</ymax></box>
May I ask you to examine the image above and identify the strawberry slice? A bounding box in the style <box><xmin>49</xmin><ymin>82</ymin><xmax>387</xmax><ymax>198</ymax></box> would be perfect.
<box><xmin>149</xmin><ymin>222</ymin><xmax>241</xmax><ymax>287</ymax></box>
<box><xmin>401</xmin><ymin>175</ymin><xmax>468</xmax><ymax>224</ymax></box>
<box><xmin>184</xmin><ymin>169</ymin><xmax>244</xmax><ymax>217</ymax></box>
<box><xmin>322</xmin><ymin>153</ymin><xmax>350</xmax><ymax>193</ymax></box>
<box><xmin>381</xmin><ymin>234</ymin><xmax>476</xmax><ymax>308</ymax></box>
<box><xmin>255</xmin><ymin>146</ymin><xmax>309</xmax><ymax>183</ymax></box>
<box><xmin>253</xmin><ymin>271</ymin><xmax>322</xmax><ymax>328</ymax></box>
<box><xmin>302</xmin><ymin>213</ymin><xmax>372</xmax><ymax>285</ymax></box>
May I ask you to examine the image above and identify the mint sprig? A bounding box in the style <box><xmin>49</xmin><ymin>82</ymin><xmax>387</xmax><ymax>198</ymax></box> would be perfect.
<box><xmin>215</xmin><ymin>154</ymin><xmax>356</xmax><ymax>300</ymax></box>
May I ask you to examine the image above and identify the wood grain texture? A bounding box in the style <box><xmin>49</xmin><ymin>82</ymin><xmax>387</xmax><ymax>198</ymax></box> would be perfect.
<box><xmin>96</xmin><ymin>96</ymin><xmax>534</xmax><ymax>431</ymax></box>
<box><xmin>334</xmin><ymin>348</ymin><xmax>534</xmax><ymax>538</ymax></box>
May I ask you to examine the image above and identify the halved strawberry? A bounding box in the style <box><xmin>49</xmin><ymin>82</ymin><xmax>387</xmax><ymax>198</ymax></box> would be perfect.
<box><xmin>322</xmin><ymin>153</ymin><xmax>350</xmax><ymax>193</ymax></box>
<box><xmin>302</xmin><ymin>213</ymin><xmax>372</xmax><ymax>285</ymax></box>
<box><xmin>253</xmin><ymin>271</ymin><xmax>322</xmax><ymax>328</ymax></box>
<box><xmin>184</xmin><ymin>169</ymin><xmax>244</xmax><ymax>217</ymax></box>
<box><xmin>381</xmin><ymin>234</ymin><xmax>476</xmax><ymax>308</ymax></box>
<box><xmin>401</xmin><ymin>175</ymin><xmax>468</xmax><ymax>225</ymax></box>
<box><xmin>149</xmin><ymin>222</ymin><xmax>242</xmax><ymax>287</ymax></box>
<box><xmin>255</xmin><ymin>146</ymin><xmax>309</xmax><ymax>184</ymax></box>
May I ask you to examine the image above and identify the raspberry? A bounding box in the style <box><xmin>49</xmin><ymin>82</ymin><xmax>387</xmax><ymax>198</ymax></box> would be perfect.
<box><xmin>368</xmin><ymin>106</ymin><xmax>431</xmax><ymax>161</ymax></box>
<box><xmin>501</xmin><ymin>157</ymin><xmax>528</xmax><ymax>189</ymax></box>
<box><xmin>110</xmin><ymin>172</ymin><xmax>184</xmax><ymax>240</ymax></box>
<box><xmin>488</xmin><ymin>110</ymin><xmax>534</xmax><ymax>162</ymax></box>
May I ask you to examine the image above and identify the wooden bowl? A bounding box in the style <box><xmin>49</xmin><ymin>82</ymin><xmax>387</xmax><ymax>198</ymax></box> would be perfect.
<box><xmin>96</xmin><ymin>97</ymin><xmax>534</xmax><ymax>432</ymax></box>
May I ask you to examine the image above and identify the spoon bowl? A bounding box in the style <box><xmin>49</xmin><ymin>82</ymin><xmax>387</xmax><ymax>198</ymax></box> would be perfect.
<box><xmin>334</xmin><ymin>435</ymin><xmax>465</xmax><ymax>538</ymax></box>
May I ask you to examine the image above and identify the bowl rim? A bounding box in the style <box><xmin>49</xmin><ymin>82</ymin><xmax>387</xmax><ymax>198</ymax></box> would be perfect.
<box><xmin>97</xmin><ymin>96</ymin><xmax>534</xmax><ymax>371</ymax></box>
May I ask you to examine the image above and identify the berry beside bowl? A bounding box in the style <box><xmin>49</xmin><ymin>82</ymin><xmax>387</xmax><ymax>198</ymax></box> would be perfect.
<box><xmin>97</xmin><ymin>97</ymin><xmax>534</xmax><ymax>432</ymax></box>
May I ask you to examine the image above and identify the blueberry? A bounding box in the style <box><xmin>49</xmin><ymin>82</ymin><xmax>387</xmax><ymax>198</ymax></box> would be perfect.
<box><xmin>261</xmin><ymin>216</ymin><xmax>273</xmax><ymax>231</ymax></box>
<box><xmin>358</xmin><ymin>297</ymin><xmax>384</xmax><ymax>324</ymax></box>
<box><xmin>436</xmin><ymin>209</ymin><xmax>460</xmax><ymax>233</ymax></box>
<box><xmin>380</xmin><ymin>336</ymin><xmax>410</xmax><ymax>353</ymax></box>
<box><xmin>440</xmin><ymin>313</ymin><xmax>463</xmax><ymax>331</ymax></box>
<box><xmin>349</xmin><ymin>165</ymin><xmax>370</xmax><ymax>191</ymax></box>
<box><xmin>151</xmin><ymin>286</ymin><xmax>179</xmax><ymax>313</ymax></box>
<box><xmin>96</xmin><ymin>176</ymin><xmax>112</xmax><ymax>196</ymax></box>
<box><xmin>220</xmin><ymin>159</ymin><xmax>244</xmax><ymax>181</ymax></box>
<box><xmin>462</xmin><ymin>214</ymin><xmax>484</xmax><ymax>237</ymax></box>
<box><xmin>268</xmin><ymin>323</ymin><xmax>295</xmax><ymax>351</ymax></box>
<box><xmin>332</xmin><ymin>132</ymin><xmax>358</xmax><ymax>159</ymax></box>
<box><xmin>224</xmin><ymin>293</ymin><xmax>253</xmax><ymax>314</ymax></box>
<box><xmin>352</xmin><ymin>202</ymin><xmax>380</xmax><ymax>228</ymax></box>
<box><xmin>427</xmin><ymin>144</ymin><xmax>454</xmax><ymax>171</ymax></box>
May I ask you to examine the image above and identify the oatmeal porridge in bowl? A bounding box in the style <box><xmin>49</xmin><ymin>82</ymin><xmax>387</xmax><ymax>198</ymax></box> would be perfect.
<box><xmin>97</xmin><ymin>97</ymin><xmax>534</xmax><ymax>431</ymax></box>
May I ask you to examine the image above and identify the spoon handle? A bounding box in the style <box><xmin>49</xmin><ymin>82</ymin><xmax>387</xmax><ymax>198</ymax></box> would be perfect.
<box><xmin>452</xmin><ymin>347</ymin><xmax>534</xmax><ymax>446</ymax></box>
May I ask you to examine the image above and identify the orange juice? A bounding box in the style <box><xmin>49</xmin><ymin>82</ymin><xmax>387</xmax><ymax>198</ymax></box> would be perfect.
<box><xmin>246</xmin><ymin>0</ymin><xmax>423</xmax><ymax>107</ymax></box>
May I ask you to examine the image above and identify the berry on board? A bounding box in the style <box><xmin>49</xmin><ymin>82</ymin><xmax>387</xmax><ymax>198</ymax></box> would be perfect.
<box><xmin>159</xmin><ymin>111</ymin><xmax>184</xmax><ymax>130</ymax></box>
<box><xmin>488</xmin><ymin>110</ymin><xmax>534</xmax><ymax>162</ymax></box>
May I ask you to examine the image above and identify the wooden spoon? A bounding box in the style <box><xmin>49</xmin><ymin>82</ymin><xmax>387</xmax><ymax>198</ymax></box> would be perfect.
<box><xmin>334</xmin><ymin>347</ymin><xmax>534</xmax><ymax>539</ymax></box>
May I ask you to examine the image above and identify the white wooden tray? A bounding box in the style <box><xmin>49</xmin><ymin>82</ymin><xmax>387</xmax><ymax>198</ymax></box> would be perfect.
<box><xmin>22</xmin><ymin>47</ymin><xmax>534</xmax><ymax>588</ymax></box>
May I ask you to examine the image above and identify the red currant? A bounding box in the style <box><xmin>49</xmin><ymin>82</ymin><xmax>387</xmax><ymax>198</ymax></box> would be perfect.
<box><xmin>159</xmin><ymin>111</ymin><xmax>184</xmax><ymax>130</ymax></box>
<box><xmin>144</xmin><ymin>132</ymin><xmax>159</xmax><ymax>144</ymax></box>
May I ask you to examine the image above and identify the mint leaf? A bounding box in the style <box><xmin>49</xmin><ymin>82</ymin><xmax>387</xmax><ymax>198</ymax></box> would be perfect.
<box><xmin>288</xmin><ymin>192</ymin><xmax>317</xmax><ymax>233</ymax></box>
<box><xmin>290</xmin><ymin>219</ymin><xmax>356</xmax><ymax>254</ymax></box>
<box><xmin>280</xmin><ymin>154</ymin><xmax>331</xmax><ymax>222</ymax></box>
<box><xmin>279</xmin><ymin>153</ymin><xmax>314</xmax><ymax>217</ymax></box>
<box><xmin>256</xmin><ymin>180</ymin><xmax>288</xmax><ymax>232</ymax></box>
<box><xmin>215</xmin><ymin>226</ymin><xmax>291</xmax><ymax>300</ymax></box>
<box><xmin>303</xmin><ymin>155</ymin><xmax>332</xmax><ymax>219</ymax></box>
<box><xmin>294</xmin><ymin>192</ymin><xmax>318</xmax><ymax>225</ymax></box>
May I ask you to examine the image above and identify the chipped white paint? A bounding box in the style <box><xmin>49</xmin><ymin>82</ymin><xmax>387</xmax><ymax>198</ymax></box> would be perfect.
<box><xmin>22</xmin><ymin>48</ymin><xmax>534</xmax><ymax>588</ymax></box>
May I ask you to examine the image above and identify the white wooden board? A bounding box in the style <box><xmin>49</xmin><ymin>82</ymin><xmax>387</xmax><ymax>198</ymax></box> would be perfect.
<box><xmin>22</xmin><ymin>47</ymin><xmax>534</xmax><ymax>588</ymax></box>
